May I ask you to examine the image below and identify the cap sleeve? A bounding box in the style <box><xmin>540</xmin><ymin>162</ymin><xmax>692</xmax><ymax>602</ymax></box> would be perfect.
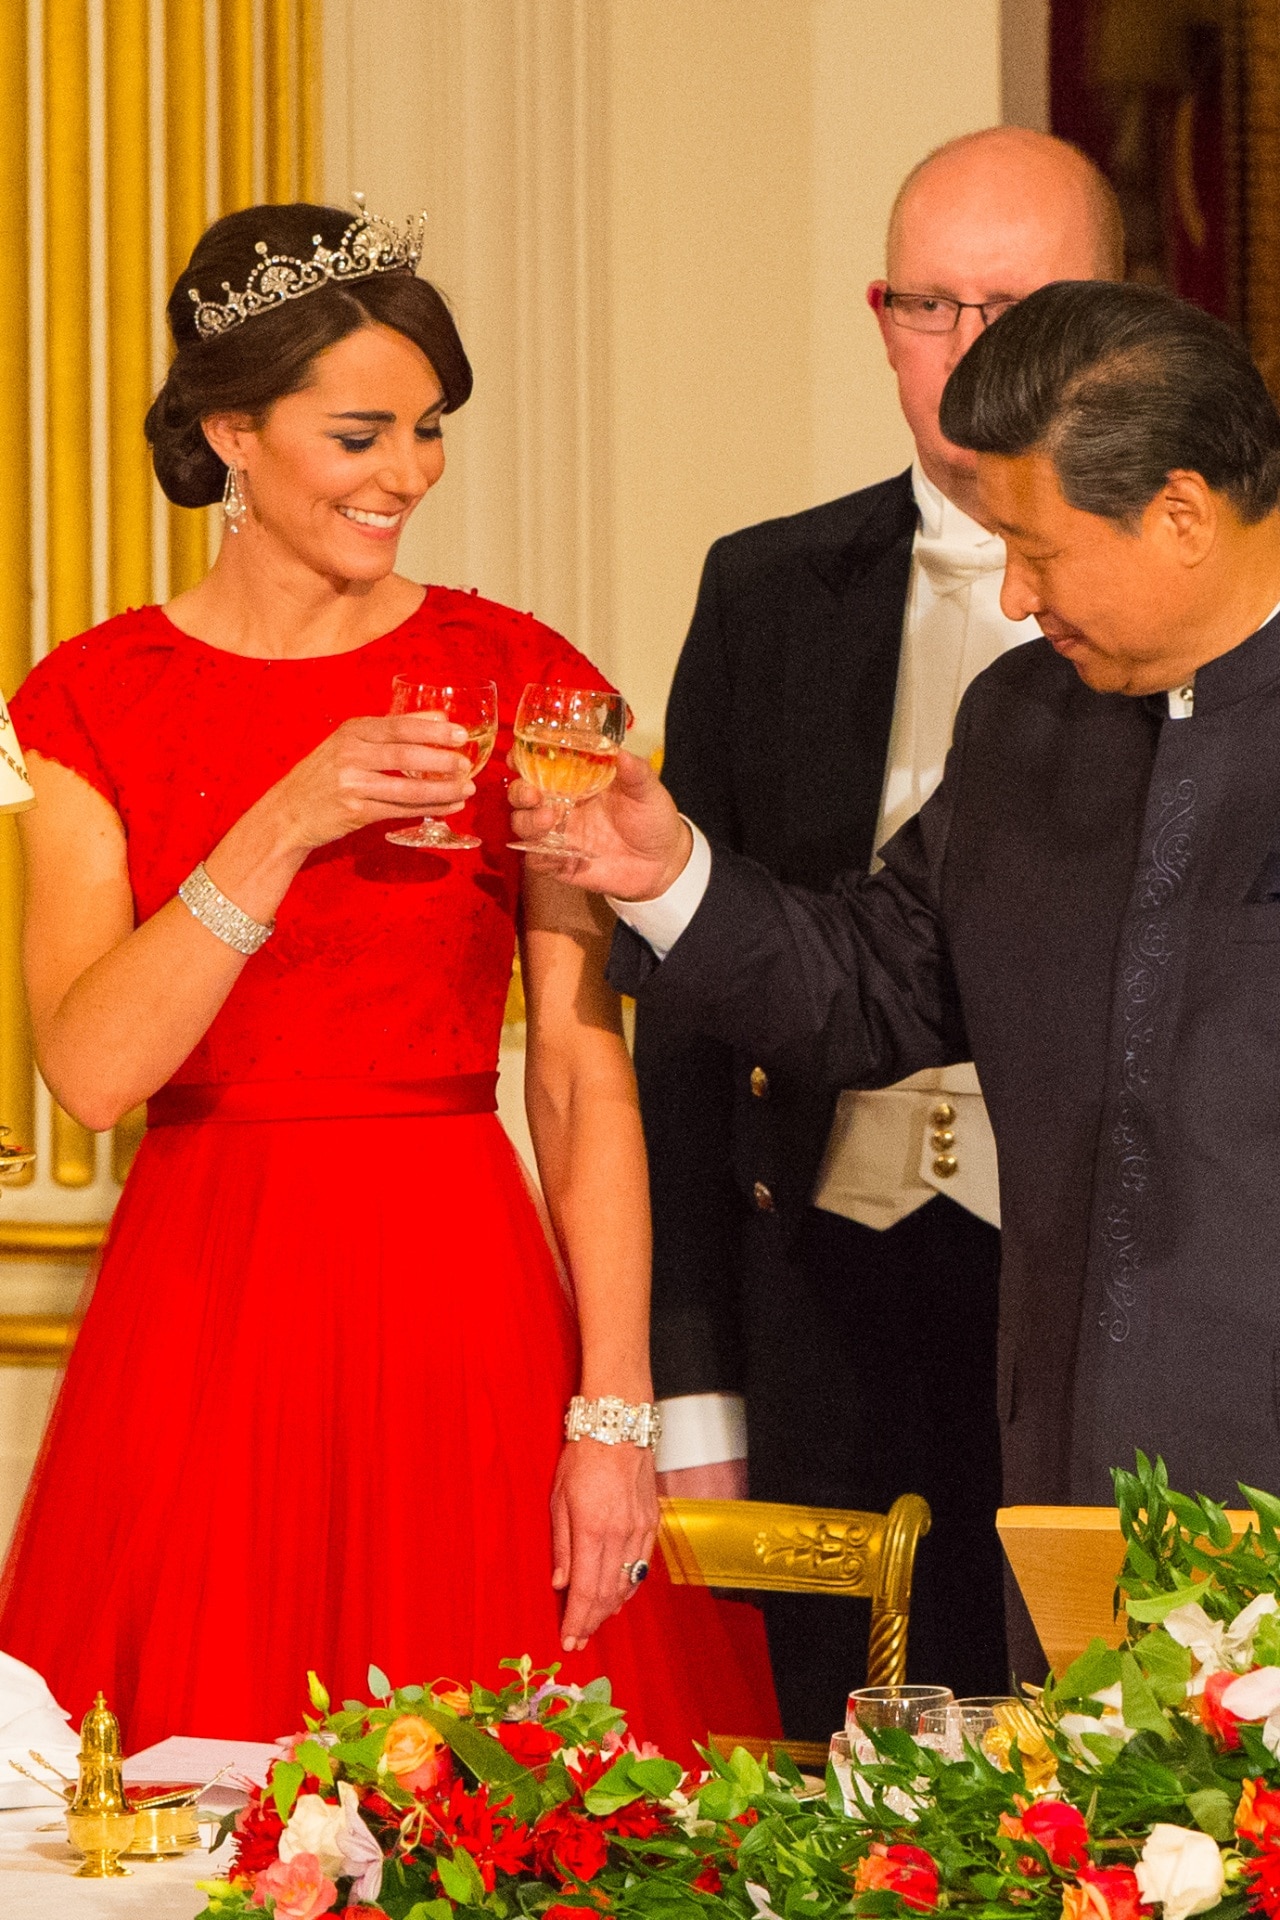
<box><xmin>523</xmin><ymin>620</ymin><xmax>616</xmax><ymax>698</ymax></box>
<box><xmin>10</xmin><ymin>642</ymin><xmax>117</xmax><ymax>809</ymax></box>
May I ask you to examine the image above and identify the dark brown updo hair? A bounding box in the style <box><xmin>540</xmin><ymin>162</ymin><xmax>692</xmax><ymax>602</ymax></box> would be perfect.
<box><xmin>145</xmin><ymin>202</ymin><xmax>473</xmax><ymax>507</ymax></box>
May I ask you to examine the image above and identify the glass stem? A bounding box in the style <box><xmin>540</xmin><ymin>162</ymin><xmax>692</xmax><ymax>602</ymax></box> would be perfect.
<box><xmin>548</xmin><ymin>798</ymin><xmax>572</xmax><ymax>844</ymax></box>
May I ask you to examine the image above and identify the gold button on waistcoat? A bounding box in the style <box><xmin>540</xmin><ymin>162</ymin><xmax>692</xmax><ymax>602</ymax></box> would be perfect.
<box><xmin>750</xmin><ymin>1066</ymin><xmax>769</xmax><ymax>1098</ymax></box>
<box><xmin>932</xmin><ymin>1154</ymin><xmax>959</xmax><ymax>1178</ymax></box>
<box><xmin>931</xmin><ymin>1128</ymin><xmax>956</xmax><ymax>1150</ymax></box>
<box><xmin>931</xmin><ymin>1102</ymin><xmax>955</xmax><ymax>1127</ymax></box>
<box><xmin>752</xmin><ymin>1180</ymin><xmax>775</xmax><ymax>1212</ymax></box>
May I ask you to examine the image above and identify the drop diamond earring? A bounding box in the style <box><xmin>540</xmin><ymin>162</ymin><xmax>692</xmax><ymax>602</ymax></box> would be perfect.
<box><xmin>222</xmin><ymin>463</ymin><xmax>247</xmax><ymax>533</ymax></box>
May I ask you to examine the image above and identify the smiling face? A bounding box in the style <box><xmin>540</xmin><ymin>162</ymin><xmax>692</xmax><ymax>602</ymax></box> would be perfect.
<box><xmin>977</xmin><ymin>450</ymin><xmax>1230</xmax><ymax>695</ymax></box>
<box><xmin>203</xmin><ymin>321</ymin><xmax>446</xmax><ymax>585</ymax></box>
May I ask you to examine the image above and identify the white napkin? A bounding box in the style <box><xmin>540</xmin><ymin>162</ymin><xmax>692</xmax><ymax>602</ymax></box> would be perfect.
<box><xmin>0</xmin><ymin>1649</ymin><xmax>79</xmax><ymax>1808</ymax></box>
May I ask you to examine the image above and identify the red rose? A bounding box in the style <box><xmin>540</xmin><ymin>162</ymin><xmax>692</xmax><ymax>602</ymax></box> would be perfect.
<box><xmin>496</xmin><ymin>1721</ymin><xmax>564</xmax><ymax>1767</ymax></box>
<box><xmin>1064</xmin><ymin>1865</ymin><xmax>1150</xmax><ymax>1920</ymax></box>
<box><xmin>1001</xmin><ymin>1800</ymin><xmax>1090</xmax><ymax>1873</ymax></box>
<box><xmin>1247</xmin><ymin>1847</ymin><xmax>1280</xmax><ymax>1918</ymax></box>
<box><xmin>1239</xmin><ymin>1779</ymin><xmax>1280</xmax><ymax>1844</ymax></box>
<box><xmin>532</xmin><ymin>1807</ymin><xmax>611</xmax><ymax>1885</ymax></box>
<box><xmin>854</xmin><ymin>1843</ymin><xmax>940</xmax><ymax>1912</ymax></box>
<box><xmin>230</xmin><ymin>1793</ymin><xmax>285</xmax><ymax>1880</ymax></box>
<box><xmin>1202</xmin><ymin>1669</ymin><xmax>1248</xmax><ymax>1750</ymax></box>
<box><xmin>693</xmin><ymin>1863</ymin><xmax>724</xmax><ymax>1894</ymax></box>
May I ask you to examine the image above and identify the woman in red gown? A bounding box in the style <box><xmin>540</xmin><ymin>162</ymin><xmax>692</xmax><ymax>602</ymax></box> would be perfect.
<box><xmin>0</xmin><ymin>201</ymin><xmax>778</xmax><ymax>1757</ymax></box>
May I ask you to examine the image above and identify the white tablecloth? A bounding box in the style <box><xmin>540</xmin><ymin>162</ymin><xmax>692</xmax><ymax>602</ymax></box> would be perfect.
<box><xmin>0</xmin><ymin>1803</ymin><xmax>231</xmax><ymax>1917</ymax></box>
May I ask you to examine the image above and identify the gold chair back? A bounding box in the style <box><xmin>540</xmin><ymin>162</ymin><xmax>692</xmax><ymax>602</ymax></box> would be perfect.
<box><xmin>658</xmin><ymin>1492</ymin><xmax>931</xmax><ymax>1769</ymax></box>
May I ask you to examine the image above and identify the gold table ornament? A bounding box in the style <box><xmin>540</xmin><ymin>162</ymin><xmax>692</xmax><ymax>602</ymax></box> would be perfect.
<box><xmin>65</xmin><ymin>1691</ymin><xmax>137</xmax><ymax>1876</ymax></box>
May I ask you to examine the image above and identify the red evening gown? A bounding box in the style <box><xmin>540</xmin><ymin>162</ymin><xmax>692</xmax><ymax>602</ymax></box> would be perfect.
<box><xmin>0</xmin><ymin>591</ymin><xmax>780</xmax><ymax>1758</ymax></box>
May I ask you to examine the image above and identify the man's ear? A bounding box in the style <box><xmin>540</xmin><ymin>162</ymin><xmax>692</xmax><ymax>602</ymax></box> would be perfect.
<box><xmin>1152</xmin><ymin>469</ymin><xmax>1219</xmax><ymax>566</ymax></box>
<box><xmin>867</xmin><ymin>280</ymin><xmax>896</xmax><ymax>361</ymax></box>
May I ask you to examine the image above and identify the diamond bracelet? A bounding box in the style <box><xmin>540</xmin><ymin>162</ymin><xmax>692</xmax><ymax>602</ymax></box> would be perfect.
<box><xmin>177</xmin><ymin>861</ymin><xmax>275</xmax><ymax>957</ymax></box>
<box><xmin>564</xmin><ymin>1394</ymin><xmax>663</xmax><ymax>1452</ymax></box>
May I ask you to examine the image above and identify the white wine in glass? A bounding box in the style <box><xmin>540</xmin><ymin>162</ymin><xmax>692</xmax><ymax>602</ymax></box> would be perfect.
<box><xmin>386</xmin><ymin>677</ymin><xmax>499</xmax><ymax>851</ymax></box>
<box><xmin>507</xmin><ymin>683</ymin><xmax>628</xmax><ymax>859</ymax></box>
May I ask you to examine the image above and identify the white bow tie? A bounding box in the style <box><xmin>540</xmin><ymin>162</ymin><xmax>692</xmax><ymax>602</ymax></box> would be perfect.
<box><xmin>913</xmin><ymin>534</ymin><xmax>1007</xmax><ymax>594</ymax></box>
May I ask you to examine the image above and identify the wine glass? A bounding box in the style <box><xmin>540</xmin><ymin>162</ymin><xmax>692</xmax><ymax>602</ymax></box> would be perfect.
<box><xmin>506</xmin><ymin>683</ymin><xmax>629</xmax><ymax>859</ymax></box>
<box><xmin>385</xmin><ymin>678</ymin><xmax>498</xmax><ymax>851</ymax></box>
<box><xmin>846</xmin><ymin>1684</ymin><xmax>954</xmax><ymax>1760</ymax></box>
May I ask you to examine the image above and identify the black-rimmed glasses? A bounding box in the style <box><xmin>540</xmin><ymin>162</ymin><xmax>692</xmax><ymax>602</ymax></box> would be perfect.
<box><xmin>883</xmin><ymin>291</ymin><xmax>1020</xmax><ymax>333</ymax></box>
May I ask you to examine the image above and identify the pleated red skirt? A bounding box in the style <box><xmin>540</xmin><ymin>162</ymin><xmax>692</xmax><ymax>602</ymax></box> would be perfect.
<box><xmin>0</xmin><ymin>1111</ymin><xmax>779</xmax><ymax>1759</ymax></box>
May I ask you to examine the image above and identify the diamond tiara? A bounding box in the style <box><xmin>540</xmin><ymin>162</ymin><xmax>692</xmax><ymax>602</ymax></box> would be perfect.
<box><xmin>188</xmin><ymin>195</ymin><xmax>426</xmax><ymax>340</ymax></box>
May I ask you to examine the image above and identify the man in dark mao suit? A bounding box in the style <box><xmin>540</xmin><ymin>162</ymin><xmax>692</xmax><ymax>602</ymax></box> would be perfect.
<box><xmin>640</xmin><ymin>128</ymin><xmax>1124</xmax><ymax>1733</ymax></box>
<box><xmin>508</xmin><ymin>281</ymin><xmax>1280</xmax><ymax>1611</ymax></box>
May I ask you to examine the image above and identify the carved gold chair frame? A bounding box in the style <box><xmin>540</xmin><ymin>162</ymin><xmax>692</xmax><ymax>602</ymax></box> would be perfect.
<box><xmin>658</xmin><ymin>1491</ymin><xmax>932</xmax><ymax>1769</ymax></box>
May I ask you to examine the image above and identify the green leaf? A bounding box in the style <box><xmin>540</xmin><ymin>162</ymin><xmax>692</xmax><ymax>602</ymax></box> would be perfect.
<box><xmin>630</xmin><ymin>1757</ymin><xmax>684</xmax><ymax>1798</ymax></box>
<box><xmin>293</xmin><ymin>1738</ymin><xmax>334</xmax><ymax>1784</ymax></box>
<box><xmin>727</xmin><ymin>1748</ymin><xmax>766</xmax><ymax>1796</ymax></box>
<box><xmin>1120</xmin><ymin>1651</ymin><xmax>1172</xmax><ymax>1740</ymax></box>
<box><xmin>414</xmin><ymin>1701</ymin><xmax>541</xmax><ymax>1824</ymax></box>
<box><xmin>404</xmin><ymin>1904</ymin><xmax>454</xmax><ymax>1920</ymax></box>
<box><xmin>1124</xmin><ymin>1583</ymin><xmax>1205</xmax><ymax>1623</ymax></box>
<box><xmin>696</xmin><ymin>1775</ymin><xmax>749</xmax><ymax>1822</ymax></box>
<box><xmin>1134</xmin><ymin>1631</ymin><xmax>1192</xmax><ymax>1705</ymax></box>
<box><xmin>1057</xmin><ymin>1638</ymin><xmax>1124</xmax><ymax>1700</ymax></box>
<box><xmin>306</xmin><ymin>1671</ymin><xmax>330</xmax><ymax>1714</ymax></box>
<box><xmin>270</xmin><ymin>1760</ymin><xmax>305</xmax><ymax>1823</ymax></box>
<box><xmin>368</xmin><ymin>1663</ymin><xmax>392</xmax><ymax>1700</ymax></box>
<box><xmin>1186</xmin><ymin>1788</ymin><xmax>1235</xmax><ymax>1841</ymax></box>
<box><xmin>437</xmin><ymin>1851</ymin><xmax>481</xmax><ymax>1904</ymax></box>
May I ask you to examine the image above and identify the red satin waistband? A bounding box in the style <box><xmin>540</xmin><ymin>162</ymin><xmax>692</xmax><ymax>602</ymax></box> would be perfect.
<box><xmin>147</xmin><ymin>1073</ymin><xmax>499</xmax><ymax>1127</ymax></box>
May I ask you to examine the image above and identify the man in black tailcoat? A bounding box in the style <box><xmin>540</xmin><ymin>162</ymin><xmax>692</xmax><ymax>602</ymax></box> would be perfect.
<box><xmin>509</xmin><ymin>281</ymin><xmax>1280</xmax><ymax>1583</ymax></box>
<box><xmin>639</xmin><ymin>129</ymin><xmax>1124</xmax><ymax>1732</ymax></box>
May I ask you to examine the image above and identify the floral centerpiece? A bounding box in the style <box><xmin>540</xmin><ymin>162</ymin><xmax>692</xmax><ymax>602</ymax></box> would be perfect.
<box><xmin>196</xmin><ymin>1456</ymin><xmax>1280</xmax><ymax>1920</ymax></box>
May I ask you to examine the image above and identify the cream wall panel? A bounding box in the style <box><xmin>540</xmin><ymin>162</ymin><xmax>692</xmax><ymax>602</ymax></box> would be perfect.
<box><xmin>322</xmin><ymin>0</ymin><xmax>1004</xmax><ymax>744</ymax></box>
<box><xmin>810</xmin><ymin>0</ymin><xmax>1002</xmax><ymax>509</ymax></box>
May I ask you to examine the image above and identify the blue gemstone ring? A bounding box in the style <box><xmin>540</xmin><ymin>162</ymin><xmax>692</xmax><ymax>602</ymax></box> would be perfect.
<box><xmin>623</xmin><ymin>1559</ymin><xmax>650</xmax><ymax>1586</ymax></box>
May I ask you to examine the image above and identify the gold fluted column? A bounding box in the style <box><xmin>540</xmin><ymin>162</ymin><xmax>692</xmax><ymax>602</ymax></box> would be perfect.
<box><xmin>106</xmin><ymin>0</ymin><xmax>153</xmax><ymax>1186</ymax></box>
<box><xmin>0</xmin><ymin>0</ymin><xmax>32</xmax><ymax>1180</ymax></box>
<box><xmin>165</xmin><ymin>0</ymin><xmax>207</xmax><ymax>595</ymax></box>
<box><xmin>265</xmin><ymin>0</ymin><xmax>297</xmax><ymax>201</ymax></box>
<box><xmin>298</xmin><ymin>0</ymin><xmax>319</xmax><ymax>200</ymax></box>
<box><xmin>219</xmin><ymin>0</ymin><xmax>254</xmax><ymax>214</ymax></box>
<box><xmin>45</xmin><ymin>0</ymin><xmax>96</xmax><ymax>1188</ymax></box>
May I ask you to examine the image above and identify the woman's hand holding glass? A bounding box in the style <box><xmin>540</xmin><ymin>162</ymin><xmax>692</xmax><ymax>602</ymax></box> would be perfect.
<box><xmin>268</xmin><ymin>710</ymin><xmax>477</xmax><ymax>854</ymax></box>
<box><xmin>386</xmin><ymin>678</ymin><xmax>498</xmax><ymax>850</ymax></box>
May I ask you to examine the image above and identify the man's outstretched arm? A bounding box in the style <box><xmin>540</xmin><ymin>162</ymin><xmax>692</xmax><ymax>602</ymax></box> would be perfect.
<box><xmin>507</xmin><ymin>750</ymin><xmax>970</xmax><ymax>1092</ymax></box>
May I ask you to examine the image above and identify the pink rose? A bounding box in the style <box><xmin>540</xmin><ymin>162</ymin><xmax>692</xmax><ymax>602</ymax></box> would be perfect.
<box><xmin>251</xmin><ymin>1851</ymin><xmax>338</xmax><ymax>1919</ymax></box>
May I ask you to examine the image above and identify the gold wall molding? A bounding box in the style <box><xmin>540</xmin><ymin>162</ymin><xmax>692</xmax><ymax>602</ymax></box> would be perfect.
<box><xmin>0</xmin><ymin>0</ymin><xmax>319</xmax><ymax>1255</ymax></box>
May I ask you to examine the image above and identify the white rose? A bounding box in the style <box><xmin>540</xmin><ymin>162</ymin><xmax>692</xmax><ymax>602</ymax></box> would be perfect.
<box><xmin>1135</xmin><ymin>1825</ymin><xmax>1225</xmax><ymax>1920</ymax></box>
<box><xmin>1222</xmin><ymin>1667</ymin><xmax>1280</xmax><ymax>1722</ymax></box>
<box><xmin>278</xmin><ymin>1790</ymin><xmax>344</xmax><ymax>1878</ymax></box>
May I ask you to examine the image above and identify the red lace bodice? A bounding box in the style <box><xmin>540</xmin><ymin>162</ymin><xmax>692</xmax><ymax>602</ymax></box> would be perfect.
<box><xmin>11</xmin><ymin>591</ymin><xmax>607</xmax><ymax>1090</ymax></box>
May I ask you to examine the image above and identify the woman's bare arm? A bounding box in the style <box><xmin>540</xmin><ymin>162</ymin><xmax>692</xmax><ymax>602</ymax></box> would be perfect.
<box><xmin>23</xmin><ymin>714</ymin><xmax>473</xmax><ymax>1130</ymax></box>
<box><xmin>519</xmin><ymin>866</ymin><xmax>658</xmax><ymax>1651</ymax></box>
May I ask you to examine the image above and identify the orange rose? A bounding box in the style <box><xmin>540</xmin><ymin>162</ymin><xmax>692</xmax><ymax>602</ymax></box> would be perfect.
<box><xmin>432</xmin><ymin>1683</ymin><xmax>472</xmax><ymax>1716</ymax></box>
<box><xmin>1238</xmin><ymin>1777</ymin><xmax>1280</xmax><ymax>1843</ymax></box>
<box><xmin>382</xmin><ymin>1714</ymin><xmax>453</xmax><ymax>1794</ymax></box>
<box><xmin>854</xmin><ymin>1843</ymin><xmax>939</xmax><ymax>1911</ymax></box>
<box><xmin>1063</xmin><ymin>1866</ymin><xmax>1150</xmax><ymax>1920</ymax></box>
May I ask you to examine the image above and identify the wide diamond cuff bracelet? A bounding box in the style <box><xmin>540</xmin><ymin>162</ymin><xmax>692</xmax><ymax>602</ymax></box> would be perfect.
<box><xmin>564</xmin><ymin>1394</ymin><xmax>663</xmax><ymax>1451</ymax></box>
<box><xmin>178</xmin><ymin>861</ymin><xmax>275</xmax><ymax>957</ymax></box>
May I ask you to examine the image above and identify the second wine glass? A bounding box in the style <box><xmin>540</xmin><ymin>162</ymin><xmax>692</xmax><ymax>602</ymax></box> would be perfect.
<box><xmin>506</xmin><ymin>682</ymin><xmax>628</xmax><ymax>859</ymax></box>
<box><xmin>386</xmin><ymin>677</ymin><xmax>498</xmax><ymax>851</ymax></box>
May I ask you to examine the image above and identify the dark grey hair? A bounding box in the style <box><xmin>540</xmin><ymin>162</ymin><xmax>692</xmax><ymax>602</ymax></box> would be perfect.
<box><xmin>939</xmin><ymin>279</ymin><xmax>1280</xmax><ymax>526</ymax></box>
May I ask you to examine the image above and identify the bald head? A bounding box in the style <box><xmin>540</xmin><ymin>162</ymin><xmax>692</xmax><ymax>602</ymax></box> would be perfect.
<box><xmin>887</xmin><ymin>127</ymin><xmax>1125</xmax><ymax>282</ymax></box>
<box><xmin>872</xmin><ymin>126</ymin><xmax>1125</xmax><ymax>519</ymax></box>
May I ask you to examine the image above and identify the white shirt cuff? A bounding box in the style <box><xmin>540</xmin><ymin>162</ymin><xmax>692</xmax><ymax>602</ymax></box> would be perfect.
<box><xmin>606</xmin><ymin>821</ymin><xmax>712</xmax><ymax>961</ymax></box>
<box><xmin>654</xmin><ymin>1392</ymin><xmax>748</xmax><ymax>1472</ymax></box>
